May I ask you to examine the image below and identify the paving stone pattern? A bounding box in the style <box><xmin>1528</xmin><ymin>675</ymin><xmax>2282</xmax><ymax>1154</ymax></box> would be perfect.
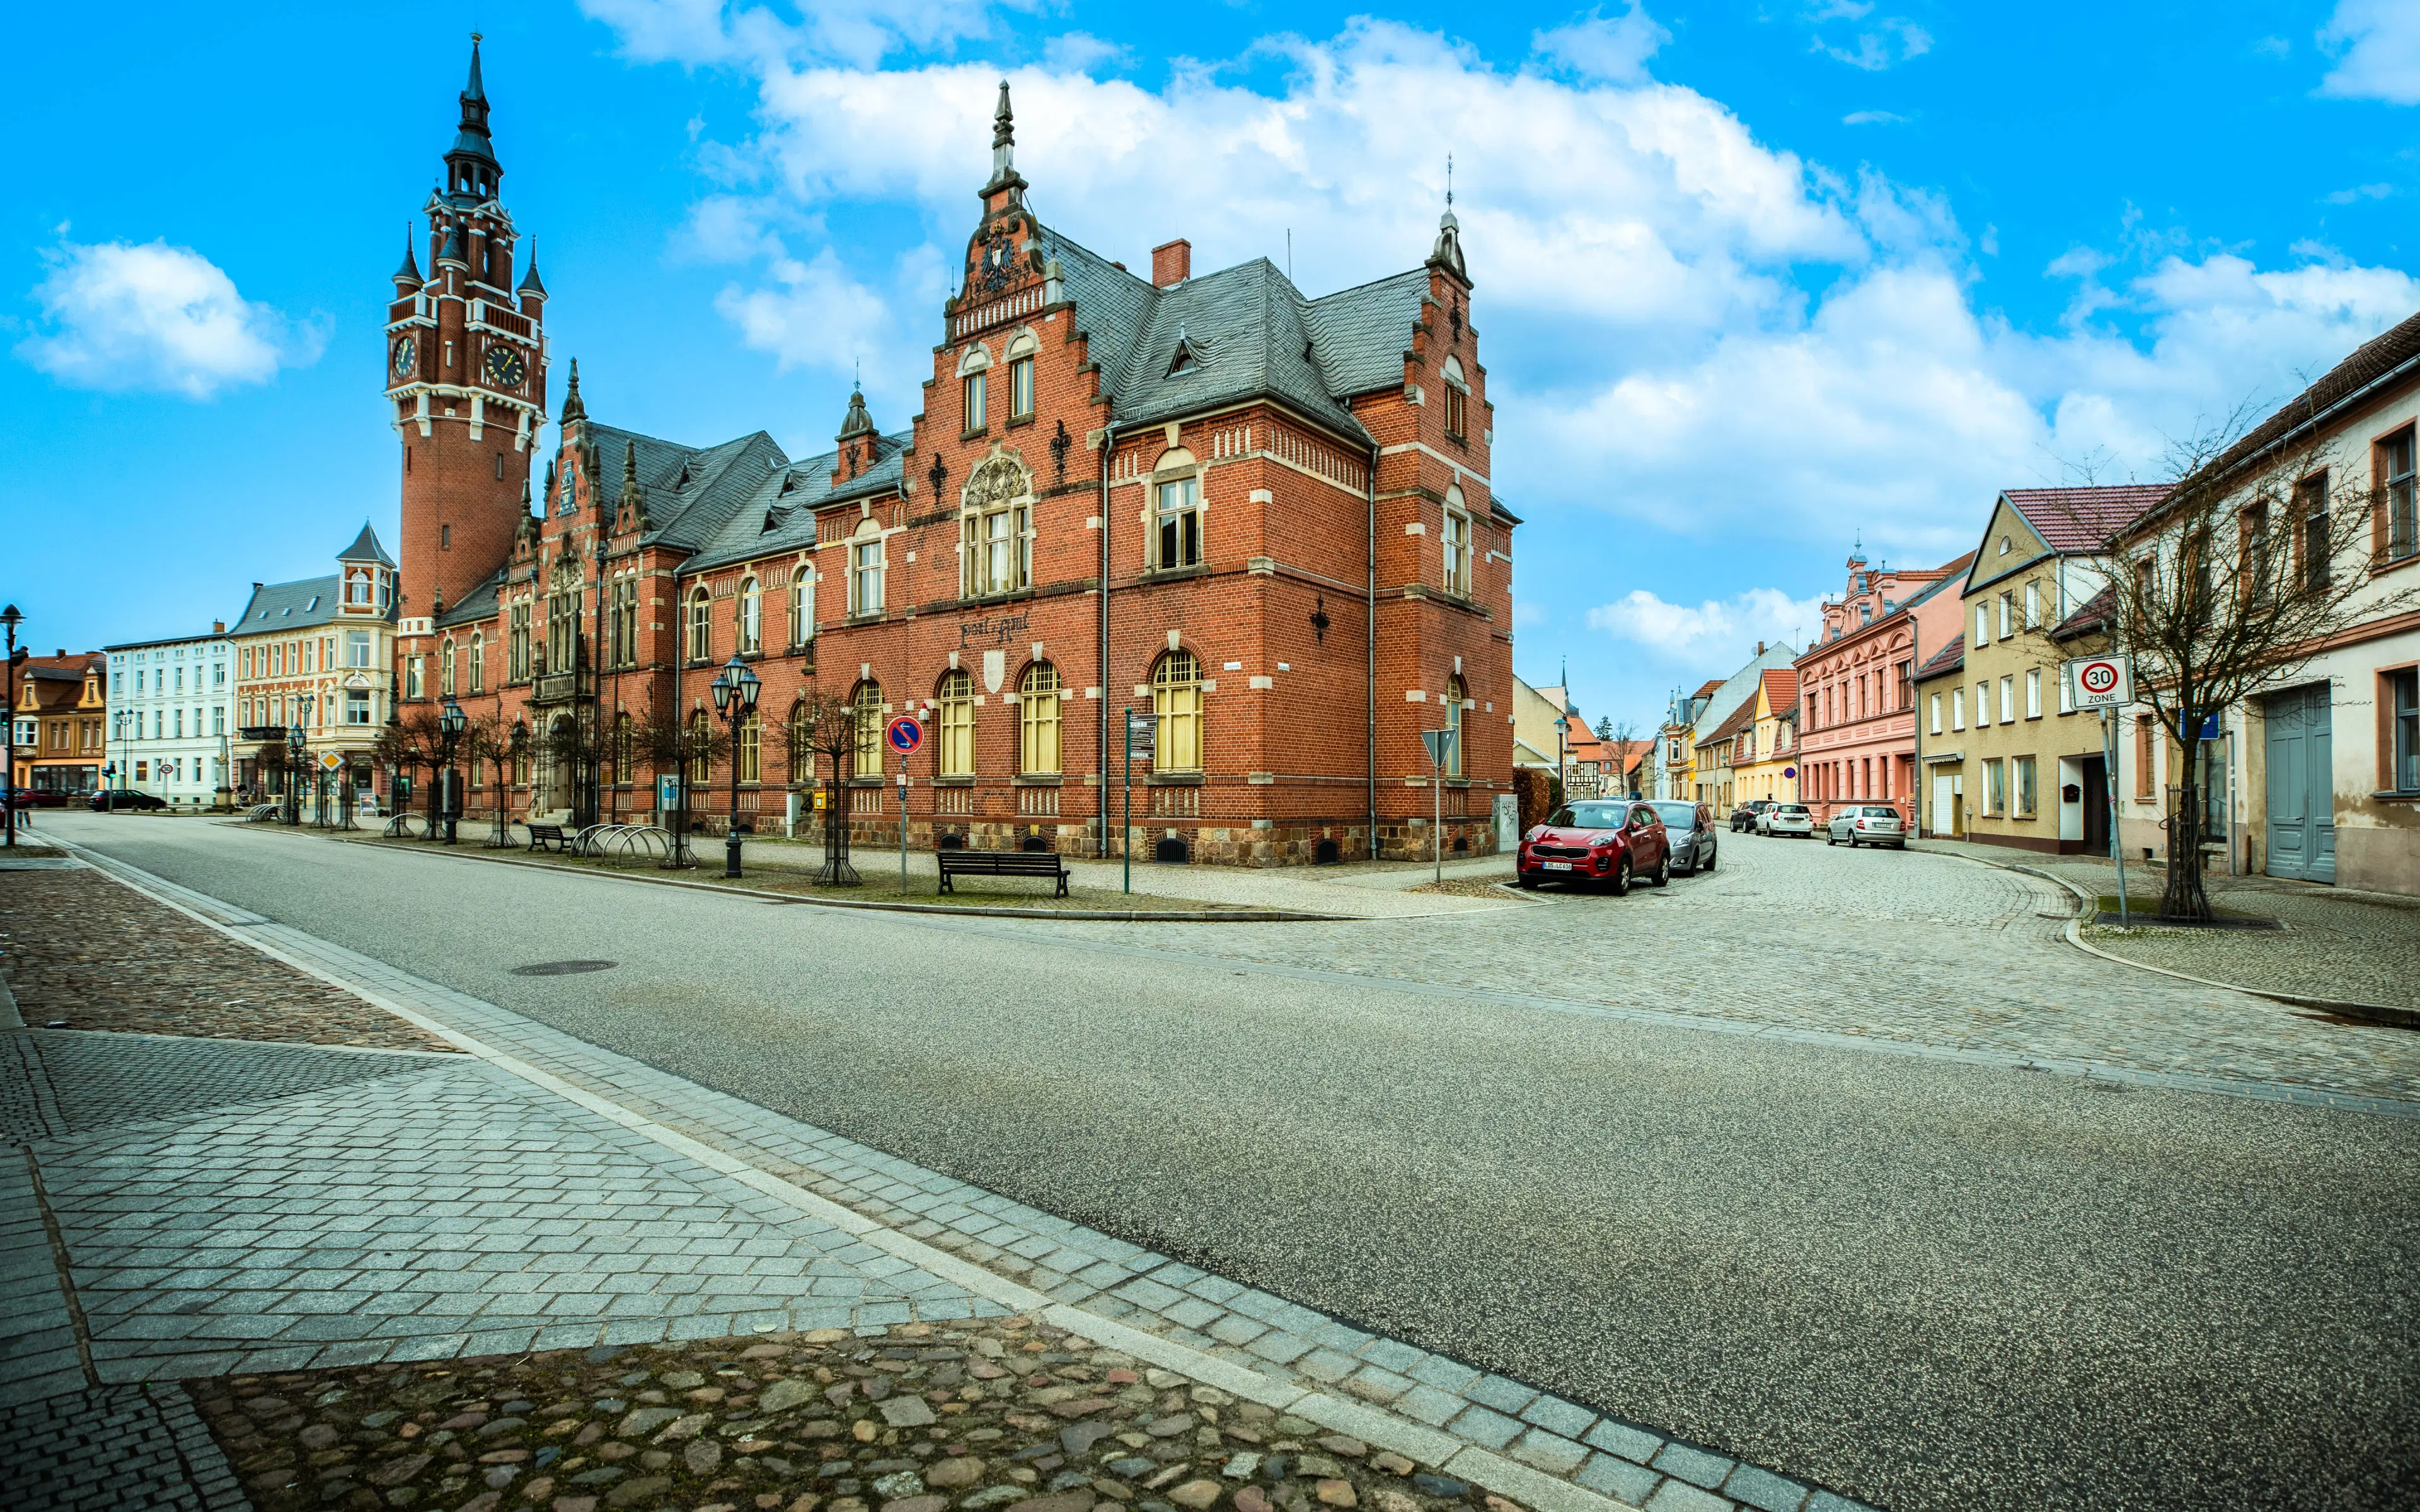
<box><xmin>0</xmin><ymin>1147</ymin><xmax>86</xmax><ymax>1410</ymax></box>
<box><xmin>195</xmin><ymin>1312</ymin><xmax>1545</xmax><ymax>1512</ymax></box>
<box><xmin>3</xmin><ymin>1029</ymin><xmax>446</xmax><ymax>1142</ymax></box>
<box><xmin>175</xmin><ymin>874</ymin><xmax>1876</xmax><ymax>1512</ymax></box>
<box><xmin>0</xmin><ymin>1379</ymin><xmax>249</xmax><ymax>1511</ymax></box>
<box><xmin>0</xmin><ymin>865</ymin><xmax>453</xmax><ymax>1050</ymax></box>
<box><xmin>1008</xmin><ymin>836</ymin><xmax>2420</xmax><ymax>1111</ymax></box>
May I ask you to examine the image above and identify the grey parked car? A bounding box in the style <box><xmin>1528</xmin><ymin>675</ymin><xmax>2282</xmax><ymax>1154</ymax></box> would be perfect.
<box><xmin>1826</xmin><ymin>804</ymin><xmax>1906</xmax><ymax>849</ymax></box>
<box><xmin>1651</xmin><ymin>801</ymin><xmax>1717</xmax><ymax>874</ymax></box>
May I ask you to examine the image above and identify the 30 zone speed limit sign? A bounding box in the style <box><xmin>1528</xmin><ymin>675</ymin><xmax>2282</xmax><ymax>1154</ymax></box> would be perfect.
<box><xmin>2065</xmin><ymin>655</ymin><xmax>2132</xmax><ymax>709</ymax></box>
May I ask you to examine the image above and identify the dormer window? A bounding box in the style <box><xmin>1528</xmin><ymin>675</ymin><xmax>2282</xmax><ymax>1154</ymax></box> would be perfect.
<box><xmin>1167</xmin><ymin>335</ymin><xmax>1202</xmax><ymax>376</ymax></box>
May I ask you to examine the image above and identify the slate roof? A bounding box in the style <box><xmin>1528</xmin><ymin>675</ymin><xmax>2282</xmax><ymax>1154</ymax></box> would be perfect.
<box><xmin>233</xmin><ymin>576</ymin><xmax>344</xmax><ymax>636</ymax></box>
<box><xmin>338</xmin><ymin>522</ymin><xmax>395</xmax><ymax>568</ymax></box>
<box><xmin>580</xmin><ymin>423</ymin><xmax>791</xmax><ymax>556</ymax></box>
<box><xmin>1915</xmin><ymin>638</ymin><xmax>1966</xmax><ymax>680</ymax></box>
<box><xmin>685</xmin><ymin>430</ymin><xmax>915</xmax><ymax>576</ymax></box>
<box><xmin>2002</xmin><ymin>486</ymin><xmax>2170</xmax><ymax>553</ymax></box>
<box><xmin>437</xmin><ymin>570</ymin><xmax>503</xmax><ymax>631</ymax></box>
<box><xmin>1027</xmin><ymin>222</ymin><xmax>1431</xmax><ymax>446</ymax></box>
<box><xmin>1697</xmin><ymin>696</ymin><xmax>1757</xmax><ymax>748</ymax></box>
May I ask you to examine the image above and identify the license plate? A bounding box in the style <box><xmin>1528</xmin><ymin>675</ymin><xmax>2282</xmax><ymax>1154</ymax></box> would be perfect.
<box><xmin>1542</xmin><ymin>861</ymin><xmax>1573</xmax><ymax>871</ymax></box>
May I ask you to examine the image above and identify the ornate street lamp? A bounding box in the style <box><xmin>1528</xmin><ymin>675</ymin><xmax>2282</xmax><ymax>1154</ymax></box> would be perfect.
<box><xmin>709</xmin><ymin>653</ymin><xmax>761</xmax><ymax>878</ymax></box>
<box><xmin>286</xmin><ymin>720</ymin><xmax>308</xmax><ymax>825</ymax></box>
<box><xmin>507</xmin><ymin>714</ymin><xmax>529</xmax><ymax>845</ymax></box>
<box><xmin>437</xmin><ymin>697</ymin><xmax>467</xmax><ymax>844</ymax></box>
<box><xmin>1</xmin><ymin>603</ymin><xmax>20</xmax><ymax>849</ymax></box>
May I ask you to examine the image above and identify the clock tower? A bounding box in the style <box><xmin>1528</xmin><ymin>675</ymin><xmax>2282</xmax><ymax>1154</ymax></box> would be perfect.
<box><xmin>388</xmin><ymin>34</ymin><xmax>549</xmax><ymax>624</ymax></box>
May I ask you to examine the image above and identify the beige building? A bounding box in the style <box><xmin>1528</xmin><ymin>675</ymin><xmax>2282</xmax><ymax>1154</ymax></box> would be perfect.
<box><xmin>1923</xmin><ymin>486</ymin><xmax>2166</xmax><ymax>850</ymax></box>
<box><xmin>231</xmin><ymin>526</ymin><xmax>401</xmax><ymax>806</ymax></box>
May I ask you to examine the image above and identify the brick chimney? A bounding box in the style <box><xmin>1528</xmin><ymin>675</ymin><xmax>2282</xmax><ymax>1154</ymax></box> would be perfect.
<box><xmin>1152</xmin><ymin>239</ymin><xmax>1191</xmax><ymax>289</ymax></box>
<box><xmin>213</xmin><ymin>620</ymin><xmax>226</xmax><ymax>634</ymax></box>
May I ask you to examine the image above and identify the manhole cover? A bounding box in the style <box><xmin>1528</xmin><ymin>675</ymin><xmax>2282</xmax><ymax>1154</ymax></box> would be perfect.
<box><xmin>510</xmin><ymin>959</ymin><xmax>618</xmax><ymax>977</ymax></box>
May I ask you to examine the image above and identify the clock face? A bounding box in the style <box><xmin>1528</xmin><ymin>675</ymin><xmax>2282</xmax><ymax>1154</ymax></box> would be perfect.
<box><xmin>392</xmin><ymin>336</ymin><xmax>416</xmax><ymax>375</ymax></box>
<box><xmin>483</xmin><ymin>345</ymin><xmax>526</xmax><ymax>389</ymax></box>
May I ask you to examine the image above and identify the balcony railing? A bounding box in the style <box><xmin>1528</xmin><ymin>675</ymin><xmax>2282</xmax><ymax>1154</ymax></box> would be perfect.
<box><xmin>532</xmin><ymin>667</ymin><xmax>592</xmax><ymax>705</ymax></box>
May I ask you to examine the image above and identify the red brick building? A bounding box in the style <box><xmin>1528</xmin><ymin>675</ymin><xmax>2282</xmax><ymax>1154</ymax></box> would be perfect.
<box><xmin>389</xmin><ymin>49</ymin><xmax>1517</xmax><ymax>864</ymax></box>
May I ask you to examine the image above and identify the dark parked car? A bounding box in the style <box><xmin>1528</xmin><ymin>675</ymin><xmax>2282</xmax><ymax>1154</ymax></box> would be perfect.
<box><xmin>1730</xmin><ymin>799</ymin><xmax>1773</xmax><ymax>832</ymax></box>
<box><xmin>1651</xmin><ymin>801</ymin><xmax>1717</xmax><ymax>874</ymax></box>
<box><xmin>90</xmin><ymin>789</ymin><xmax>168</xmax><ymax>811</ymax></box>
<box><xmin>1516</xmin><ymin>799</ymin><xmax>1671</xmax><ymax>893</ymax></box>
<box><xmin>8</xmin><ymin>788</ymin><xmax>71</xmax><ymax>809</ymax></box>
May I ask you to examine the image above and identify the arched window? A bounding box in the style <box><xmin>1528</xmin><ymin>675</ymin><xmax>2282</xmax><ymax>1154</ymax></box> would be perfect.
<box><xmin>612</xmin><ymin>712</ymin><xmax>632</xmax><ymax>787</ymax></box>
<box><xmin>936</xmin><ymin>670</ymin><xmax>974</xmax><ymax>776</ymax></box>
<box><xmin>736</xmin><ymin>707</ymin><xmax>761</xmax><ymax>784</ymax></box>
<box><xmin>609</xmin><ymin>578</ymin><xmax>638</xmax><ymax>667</ymax></box>
<box><xmin>440</xmin><ymin>640</ymin><xmax>456</xmax><ymax>696</ymax></box>
<box><xmin>1441</xmin><ymin>354</ymin><xmax>1470</xmax><ymax>443</ymax></box>
<box><xmin>962</xmin><ymin>457</ymin><xmax>1032</xmax><ymax>598</ymax></box>
<box><xmin>468</xmin><ymin>633</ymin><xmax>485</xmax><ymax>694</ymax></box>
<box><xmin>688</xmin><ymin>708</ymin><xmax>712</xmax><ymax>785</ymax></box>
<box><xmin>850</xmin><ymin>680</ymin><xmax>884</xmax><ymax>777</ymax></box>
<box><xmin>687</xmin><ymin>588</ymin><xmax>712</xmax><ymax>663</ymax></box>
<box><xmin>1005</xmin><ymin>328</ymin><xmax>1039</xmax><ymax>421</ymax></box>
<box><xmin>851</xmin><ymin>522</ymin><xmax>885</xmax><ymax>616</ymax></box>
<box><xmin>788</xmin><ymin>700</ymin><xmax>812</xmax><ymax>784</ymax></box>
<box><xmin>1152</xmin><ymin>449</ymin><xmax>1201</xmax><ymax>569</ymax></box>
<box><xmin>1441</xmin><ymin>486</ymin><xmax>1473</xmax><ymax>598</ymax></box>
<box><xmin>788</xmin><ymin>561</ymin><xmax>813</xmax><ymax>648</ymax></box>
<box><xmin>958</xmin><ymin>344</ymin><xmax>991</xmax><ymax>435</ymax></box>
<box><xmin>1019</xmin><ymin>662</ymin><xmax>1061</xmax><ymax>776</ymax></box>
<box><xmin>738</xmin><ymin>576</ymin><xmax>762</xmax><ymax>654</ymax></box>
<box><xmin>1152</xmin><ymin>650</ymin><xmax>1202</xmax><ymax>771</ymax></box>
<box><xmin>1444</xmin><ymin>675</ymin><xmax>1466</xmax><ymax>779</ymax></box>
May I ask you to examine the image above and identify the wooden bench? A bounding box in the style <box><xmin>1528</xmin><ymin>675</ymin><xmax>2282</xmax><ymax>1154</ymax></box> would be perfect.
<box><xmin>526</xmin><ymin>822</ymin><xmax>572</xmax><ymax>854</ymax></box>
<box><xmin>937</xmin><ymin>847</ymin><xmax>1070</xmax><ymax>898</ymax></box>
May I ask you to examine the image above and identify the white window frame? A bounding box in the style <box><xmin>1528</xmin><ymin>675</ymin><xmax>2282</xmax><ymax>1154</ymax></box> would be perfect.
<box><xmin>739</xmin><ymin>576</ymin><xmax>763</xmax><ymax>655</ymax></box>
<box><xmin>2025</xmin><ymin>667</ymin><xmax>2041</xmax><ymax>719</ymax></box>
<box><xmin>1155</xmin><ymin>472</ymin><xmax>1202</xmax><ymax>570</ymax></box>
<box><xmin>1999</xmin><ymin>675</ymin><xmax>2015</xmax><ymax>724</ymax></box>
<box><xmin>851</xmin><ymin>530</ymin><xmax>886</xmax><ymax>616</ymax></box>
<box><xmin>1974</xmin><ymin>604</ymin><xmax>1988</xmax><ymax>650</ymax></box>
<box><xmin>1929</xmin><ymin>692</ymin><xmax>1942</xmax><ymax>735</ymax></box>
<box><xmin>1952</xmin><ymin>687</ymin><xmax>1964</xmax><ymax>731</ymax></box>
<box><xmin>1441</xmin><ymin>487</ymin><xmax>1473</xmax><ymax>598</ymax></box>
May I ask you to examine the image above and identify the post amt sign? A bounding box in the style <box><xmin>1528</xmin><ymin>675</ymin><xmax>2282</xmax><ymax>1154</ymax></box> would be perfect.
<box><xmin>2065</xmin><ymin>655</ymin><xmax>2133</xmax><ymax>710</ymax></box>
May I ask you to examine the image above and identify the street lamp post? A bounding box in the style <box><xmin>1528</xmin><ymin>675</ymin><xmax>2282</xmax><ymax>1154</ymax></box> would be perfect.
<box><xmin>1554</xmin><ymin>714</ymin><xmax>1570</xmax><ymax>804</ymax></box>
<box><xmin>285</xmin><ymin>722</ymin><xmax>306</xmax><ymax>825</ymax></box>
<box><xmin>508</xmin><ymin>715</ymin><xmax>529</xmax><ymax>845</ymax></box>
<box><xmin>709</xmin><ymin>653</ymin><xmax>761</xmax><ymax>879</ymax></box>
<box><xmin>437</xmin><ymin>697</ymin><xmax>466</xmax><ymax>844</ymax></box>
<box><xmin>1</xmin><ymin>604</ymin><xmax>20</xmax><ymax>848</ymax></box>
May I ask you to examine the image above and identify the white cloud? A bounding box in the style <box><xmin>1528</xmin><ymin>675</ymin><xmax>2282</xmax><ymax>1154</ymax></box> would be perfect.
<box><xmin>1588</xmin><ymin>587</ymin><xmax>1824</xmax><ymax>666</ymax></box>
<box><xmin>1841</xmin><ymin>109</ymin><xmax>1906</xmax><ymax>125</ymax></box>
<box><xmin>2319</xmin><ymin>0</ymin><xmax>2420</xmax><ymax>104</ymax></box>
<box><xmin>579</xmin><ymin>0</ymin><xmax>994</xmax><ymax>70</ymax></box>
<box><xmin>2324</xmin><ymin>181</ymin><xmax>2394</xmax><ymax>203</ymax></box>
<box><xmin>1534</xmin><ymin>6</ymin><xmax>1670</xmax><ymax>84</ymax></box>
<box><xmin>591</xmin><ymin>8</ymin><xmax>2420</xmax><ymax>587</ymax></box>
<box><xmin>16</xmin><ymin>239</ymin><xmax>323</xmax><ymax>399</ymax></box>
<box><xmin>1811</xmin><ymin>15</ymin><xmax>1932</xmax><ymax>72</ymax></box>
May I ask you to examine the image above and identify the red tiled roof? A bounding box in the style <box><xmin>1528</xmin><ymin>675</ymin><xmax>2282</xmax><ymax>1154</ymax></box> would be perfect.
<box><xmin>1691</xmin><ymin>679</ymin><xmax>1722</xmax><ymax>701</ymax></box>
<box><xmin>1760</xmin><ymin>668</ymin><xmax>1799</xmax><ymax>711</ymax></box>
<box><xmin>2051</xmin><ymin>583</ymin><xmax>2116</xmax><ymax>641</ymax></box>
<box><xmin>2002</xmin><ymin>486</ymin><xmax>2170</xmax><ymax>553</ymax></box>
<box><xmin>1933</xmin><ymin>549</ymin><xmax>1976</xmax><ymax>577</ymax></box>
<box><xmin>1915</xmin><ymin>638</ymin><xmax>1965</xmax><ymax>679</ymax></box>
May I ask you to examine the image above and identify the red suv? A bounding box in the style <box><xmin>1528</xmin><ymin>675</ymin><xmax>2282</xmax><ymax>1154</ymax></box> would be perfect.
<box><xmin>1517</xmin><ymin>799</ymin><xmax>1671</xmax><ymax>893</ymax></box>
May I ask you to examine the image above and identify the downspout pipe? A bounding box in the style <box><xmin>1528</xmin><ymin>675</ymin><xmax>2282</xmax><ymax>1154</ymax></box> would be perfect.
<box><xmin>1366</xmin><ymin>436</ymin><xmax>1380</xmax><ymax>861</ymax></box>
<box><xmin>1098</xmin><ymin>419</ymin><xmax>1116</xmax><ymax>858</ymax></box>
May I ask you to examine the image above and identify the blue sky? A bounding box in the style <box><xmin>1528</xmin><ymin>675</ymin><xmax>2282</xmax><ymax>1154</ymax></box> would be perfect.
<box><xmin>4</xmin><ymin>1</ymin><xmax>2415</xmax><ymax>730</ymax></box>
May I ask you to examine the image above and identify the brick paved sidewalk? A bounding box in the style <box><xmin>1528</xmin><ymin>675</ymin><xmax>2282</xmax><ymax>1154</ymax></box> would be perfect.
<box><xmin>1910</xmin><ymin>839</ymin><xmax>2420</xmax><ymax>1012</ymax></box>
<box><xmin>0</xmin><ymin>835</ymin><xmax>1879</xmax><ymax>1512</ymax></box>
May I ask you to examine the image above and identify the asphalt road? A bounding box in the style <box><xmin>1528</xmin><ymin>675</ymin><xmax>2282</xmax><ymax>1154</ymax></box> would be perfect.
<box><xmin>49</xmin><ymin>814</ymin><xmax>2420</xmax><ymax>1512</ymax></box>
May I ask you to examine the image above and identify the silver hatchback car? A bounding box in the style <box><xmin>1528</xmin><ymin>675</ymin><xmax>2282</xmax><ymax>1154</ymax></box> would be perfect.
<box><xmin>1826</xmin><ymin>804</ymin><xmax>1906</xmax><ymax>849</ymax></box>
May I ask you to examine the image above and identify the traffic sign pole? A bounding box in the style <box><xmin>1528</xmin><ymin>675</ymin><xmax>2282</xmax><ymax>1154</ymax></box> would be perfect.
<box><xmin>883</xmin><ymin>714</ymin><xmax>925</xmax><ymax>895</ymax></box>
<box><xmin>1122</xmin><ymin>709</ymin><xmax>1132</xmax><ymax>895</ymax></box>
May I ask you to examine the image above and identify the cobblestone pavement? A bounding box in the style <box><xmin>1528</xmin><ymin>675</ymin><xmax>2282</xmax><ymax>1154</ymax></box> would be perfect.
<box><xmin>38</xmin><ymin>814</ymin><xmax>2420</xmax><ymax>1512</ymax></box>
<box><xmin>1015</xmin><ymin>832</ymin><xmax>2420</xmax><ymax>1109</ymax></box>
<box><xmin>0</xmin><ymin>864</ymin><xmax>454</xmax><ymax>1049</ymax></box>
<box><xmin>3</xmin><ymin>1380</ymin><xmax>248</xmax><ymax>1511</ymax></box>
<box><xmin>1908</xmin><ymin>838</ymin><xmax>2420</xmax><ymax>1012</ymax></box>
<box><xmin>198</xmin><ymin>1313</ymin><xmax>1662</xmax><ymax>1512</ymax></box>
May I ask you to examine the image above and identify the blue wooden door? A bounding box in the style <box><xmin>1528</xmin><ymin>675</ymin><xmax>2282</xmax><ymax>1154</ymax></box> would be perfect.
<box><xmin>2264</xmin><ymin>685</ymin><xmax>2335</xmax><ymax>883</ymax></box>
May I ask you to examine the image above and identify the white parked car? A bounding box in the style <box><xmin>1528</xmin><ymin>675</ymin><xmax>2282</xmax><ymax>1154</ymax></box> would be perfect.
<box><xmin>1827</xmin><ymin>805</ymin><xmax>1906</xmax><ymax>849</ymax></box>
<box><xmin>1758</xmin><ymin>802</ymin><xmax>1815</xmax><ymax>837</ymax></box>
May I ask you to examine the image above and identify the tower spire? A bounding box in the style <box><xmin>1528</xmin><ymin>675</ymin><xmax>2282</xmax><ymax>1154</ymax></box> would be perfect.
<box><xmin>393</xmin><ymin>225</ymin><xmax>422</xmax><ymax>287</ymax></box>
<box><xmin>981</xmin><ymin>77</ymin><xmax>1028</xmax><ymax>205</ymax></box>
<box><xmin>560</xmin><ymin>357</ymin><xmax>584</xmax><ymax>421</ymax></box>
<box><xmin>445</xmin><ymin>32</ymin><xmax>501</xmax><ymax>196</ymax></box>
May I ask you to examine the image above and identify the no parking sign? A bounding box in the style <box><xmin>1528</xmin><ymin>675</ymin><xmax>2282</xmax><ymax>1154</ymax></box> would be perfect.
<box><xmin>884</xmin><ymin>715</ymin><xmax>924</xmax><ymax>757</ymax></box>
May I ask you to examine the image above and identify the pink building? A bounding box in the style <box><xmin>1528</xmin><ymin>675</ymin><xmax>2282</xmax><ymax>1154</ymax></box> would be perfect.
<box><xmin>1795</xmin><ymin>547</ymin><xmax>1973</xmax><ymax>825</ymax></box>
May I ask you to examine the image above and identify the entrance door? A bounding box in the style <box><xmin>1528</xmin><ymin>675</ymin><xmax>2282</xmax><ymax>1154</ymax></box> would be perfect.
<box><xmin>2080</xmin><ymin>755</ymin><xmax>2109</xmax><ymax>856</ymax></box>
<box><xmin>1931</xmin><ymin>772</ymin><xmax>1963</xmax><ymax>838</ymax></box>
<box><xmin>2264</xmin><ymin>684</ymin><xmax>2335</xmax><ymax>882</ymax></box>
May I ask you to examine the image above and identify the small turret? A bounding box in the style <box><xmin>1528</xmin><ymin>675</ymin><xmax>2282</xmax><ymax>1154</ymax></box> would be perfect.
<box><xmin>559</xmin><ymin>357</ymin><xmax>585</xmax><ymax>422</ymax></box>
<box><xmin>393</xmin><ymin>228</ymin><xmax>423</xmax><ymax>292</ymax></box>
<box><xmin>517</xmin><ymin>240</ymin><xmax>548</xmax><ymax>319</ymax></box>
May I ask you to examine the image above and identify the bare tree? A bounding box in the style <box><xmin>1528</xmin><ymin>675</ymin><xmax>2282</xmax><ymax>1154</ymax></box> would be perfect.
<box><xmin>1603</xmin><ymin>719</ymin><xmax>1640</xmax><ymax>797</ymax></box>
<box><xmin>2034</xmin><ymin>403</ymin><xmax>2416</xmax><ymax>920</ymax></box>
<box><xmin>633</xmin><ymin>696</ymin><xmax>727</xmax><ymax>868</ymax></box>
<box><xmin>782</xmin><ymin>691</ymin><xmax>867</xmax><ymax>885</ymax></box>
